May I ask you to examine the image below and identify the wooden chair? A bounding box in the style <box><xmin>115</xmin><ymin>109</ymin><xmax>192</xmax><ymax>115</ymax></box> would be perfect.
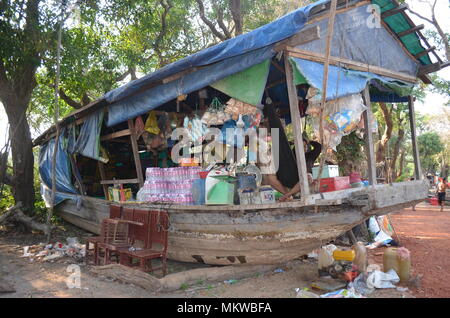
<box><xmin>109</xmin><ymin>204</ymin><xmax>122</xmax><ymax>219</ymax></box>
<box><xmin>119</xmin><ymin>210</ymin><xmax>169</xmax><ymax>276</ymax></box>
<box><xmin>85</xmin><ymin>205</ymin><xmax>122</xmax><ymax>265</ymax></box>
<box><xmin>85</xmin><ymin>219</ymin><xmax>110</xmax><ymax>265</ymax></box>
<box><xmin>96</xmin><ymin>218</ymin><xmax>144</xmax><ymax>265</ymax></box>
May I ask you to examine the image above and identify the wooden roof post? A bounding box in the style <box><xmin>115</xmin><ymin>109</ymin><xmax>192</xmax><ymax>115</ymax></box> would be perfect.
<box><xmin>284</xmin><ymin>53</ymin><xmax>310</xmax><ymax>200</ymax></box>
<box><xmin>408</xmin><ymin>96</ymin><xmax>423</xmax><ymax>180</ymax></box>
<box><xmin>362</xmin><ymin>85</ymin><xmax>377</xmax><ymax>186</ymax></box>
<box><xmin>128</xmin><ymin>119</ymin><xmax>145</xmax><ymax>188</ymax></box>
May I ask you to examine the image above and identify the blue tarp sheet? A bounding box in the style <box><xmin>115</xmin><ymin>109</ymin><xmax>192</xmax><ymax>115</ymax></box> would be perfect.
<box><xmin>104</xmin><ymin>0</ymin><xmax>326</xmax><ymax>106</ymax></box>
<box><xmin>107</xmin><ymin>46</ymin><xmax>275</xmax><ymax>126</ymax></box>
<box><xmin>71</xmin><ymin>110</ymin><xmax>104</xmax><ymax>161</ymax></box>
<box><xmin>39</xmin><ymin>129</ymin><xmax>79</xmax><ymax>206</ymax></box>
<box><xmin>290</xmin><ymin>57</ymin><xmax>413</xmax><ymax>101</ymax></box>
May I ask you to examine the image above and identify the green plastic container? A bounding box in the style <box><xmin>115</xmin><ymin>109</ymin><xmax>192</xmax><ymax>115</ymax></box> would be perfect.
<box><xmin>207</xmin><ymin>176</ymin><xmax>235</xmax><ymax>205</ymax></box>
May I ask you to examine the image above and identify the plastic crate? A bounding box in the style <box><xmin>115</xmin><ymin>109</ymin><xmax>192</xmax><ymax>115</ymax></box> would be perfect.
<box><xmin>312</xmin><ymin>165</ymin><xmax>339</xmax><ymax>179</ymax></box>
<box><xmin>319</xmin><ymin>177</ymin><xmax>351</xmax><ymax>193</ymax></box>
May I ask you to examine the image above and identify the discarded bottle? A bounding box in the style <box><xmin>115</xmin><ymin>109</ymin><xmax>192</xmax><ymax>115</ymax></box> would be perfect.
<box><xmin>383</xmin><ymin>247</ymin><xmax>411</xmax><ymax>283</ymax></box>
<box><xmin>352</xmin><ymin>242</ymin><xmax>368</xmax><ymax>273</ymax></box>
<box><xmin>318</xmin><ymin>245</ymin><xmax>337</xmax><ymax>276</ymax></box>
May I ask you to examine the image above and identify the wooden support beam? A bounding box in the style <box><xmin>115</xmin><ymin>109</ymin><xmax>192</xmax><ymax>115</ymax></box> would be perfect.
<box><xmin>381</xmin><ymin>4</ymin><xmax>408</xmax><ymax>19</ymax></box>
<box><xmin>100</xmin><ymin>179</ymin><xmax>140</xmax><ymax>185</ymax></box>
<box><xmin>397</xmin><ymin>24</ymin><xmax>424</xmax><ymax>38</ymax></box>
<box><xmin>418</xmin><ymin>62</ymin><xmax>442</xmax><ymax>76</ymax></box>
<box><xmin>274</xmin><ymin>26</ymin><xmax>321</xmax><ymax>52</ymax></box>
<box><xmin>408</xmin><ymin>96</ymin><xmax>422</xmax><ymax>180</ymax></box>
<box><xmin>414</xmin><ymin>46</ymin><xmax>436</xmax><ymax>59</ymax></box>
<box><xmin>271</xmin><ymin>61</ymin><xmax>286</xmax><ymax>75</ymax></box>
<box><xmin>362</xmin><ymin>86</ymin><xmax>377</xmax><ymax>186</ymax></box>
<box><xmin>284</xmin><ymin>53</ymin><xmax>310</xmax><ymax>199</ymax></box>
<box><xmin>128</xmin><ymin>119</ymin><xmax>144</xmax><ymax>188</ymax></box>
<box><xmin>100</xmin><ymin>129</ymin><xmax>132</xmax><ymax>142</ymax></box>
<box><xmin>285</xmin><ymin>47</ymin><xmax>418</xmax><ymax>84</ymax></box>
<box><xmin>98</xmin><ymin>162</ymin><xmax>110</xmax><ymax>201</ymax></box>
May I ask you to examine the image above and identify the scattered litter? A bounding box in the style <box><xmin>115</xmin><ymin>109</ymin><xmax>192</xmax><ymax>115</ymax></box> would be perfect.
<box><xmin>320</xmin><ymin>288</ymin><xmax>365</xmax><ymax>298</ymax></box>
<box><xmin>295</xmin><ymin>288</ymin><xmax>320</xmax><ymax>298</ymax></box>
<box><xmin>311</xmin><ymin>279</ymin><xmax>347</xmax><ymax>292</ymax></box>
<box><xmin>366</xmin><ymin>269</ymin><xmax>399</xmax><ymax>289</ymax></box>
<box><xmin>396</xmin><ymin>287</ymin><xmax>409</xmax><ymax>292</ymax></box>
<box><xmin>274</xmin><ymin>268</ymin><xmax>284</xmax><ymax>273</ymax></box>
<box><xmin>224</xmin><ymin>279</ymin><xmax>238</xmax><ymax>285</ymax></box>
<box><xmin>43</xmin><ymin>252</ymin><xmax>64</xmax><ymax>262</ymax></box>
<box><xmin>307</xmin><ymin>249</ymin><xmax>320</xmax><ymax>259</ymax></box>
<box><xmin>348</xmin><ymin>273</ymin><xmax>374</xmax><ymax>296</ymax></box>
<box><xmin>18</xmin><ymin>238</ymin><xmax>86</xmax><ymax>262</ymax></box>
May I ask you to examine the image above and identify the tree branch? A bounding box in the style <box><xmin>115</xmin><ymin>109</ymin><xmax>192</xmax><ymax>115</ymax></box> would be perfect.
<box><xmin>229</xmin><ymin>0</ymin><xmax>243</xmax><ymax>36</ymax></box>
<box><xmin>195</xmin><ymin>0</ymin><xmax>227</xmax><ymax>42</ymax></box>
<box><xmin>58</xmin><ymin>88</ymin><xmax>82</xmax><ymax>109</ymax></box>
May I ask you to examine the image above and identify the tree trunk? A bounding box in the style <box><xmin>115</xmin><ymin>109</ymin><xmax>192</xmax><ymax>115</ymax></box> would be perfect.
<box><xmin>3</xmin><ymin>100</ymin><xmax>35</xmax><ymax>215</ymax></box>
<box><xmin>376</xmin><ymin>102</ymin><xmax>393</xmax><ymax>181</ymax></box>
<box><xmin>391</xmin><ymin>128</ymin><xmax>405</xmax><ymax>182</ymax></box>
<box><xmin>397</xmin><ymin>148</ymin><xmax>406</xmax><ymax>179</ymax></box>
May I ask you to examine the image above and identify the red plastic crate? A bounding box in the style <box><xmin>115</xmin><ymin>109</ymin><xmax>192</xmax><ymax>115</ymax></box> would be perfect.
<box><xmin>319</xmin><ymin>177</ymin><xmax>351</xmax><ymax>193</ymax></box>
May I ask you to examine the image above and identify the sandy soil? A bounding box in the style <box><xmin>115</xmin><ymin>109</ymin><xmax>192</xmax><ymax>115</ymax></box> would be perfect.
<box><xmin>0</xmin><ymin>202</ymin><xmax>448</xmax><ymax>298</ymax></box>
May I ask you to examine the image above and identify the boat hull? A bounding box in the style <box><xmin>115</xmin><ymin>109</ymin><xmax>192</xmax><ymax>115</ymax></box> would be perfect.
<box><xmin>56</xmin><ymin>180</ymin><xmax>429</xmax><ymax>265</ymax></box>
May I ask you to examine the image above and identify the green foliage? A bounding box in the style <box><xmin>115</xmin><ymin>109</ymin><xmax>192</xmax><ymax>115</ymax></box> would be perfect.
<box><xmin>418</xmin><ymin>132</ymin><xmax>444</xmax><ymax>175</ymax></box>
<box><xmin>336</xmin><ymin>132</ymin><xmax>365</xmax><ymax>175</ymax></box>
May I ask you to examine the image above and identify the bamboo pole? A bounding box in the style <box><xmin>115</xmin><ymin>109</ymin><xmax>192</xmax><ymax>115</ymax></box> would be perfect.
<box><xmin>315</xmin><ymin>0</ymin><xmax>338</xmax><ymax>192</ymax></box>
<box><xmin>47</xmin><ymin>2</ymin><xmax>65</xmax><ymax>242</ymax></box>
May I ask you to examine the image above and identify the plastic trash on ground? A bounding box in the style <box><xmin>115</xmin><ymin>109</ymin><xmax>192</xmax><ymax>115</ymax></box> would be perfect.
<box><xmin>319</xmin><ymin>288</ymin><xmax>365</xmax><ymax>298</ymax></box>
<box><xmin>295</xmin><ymin>288</ymin><xmax>320</xmax><ymax>298</ymax></box>
<box><xmin>366</xmin><ymin>269</ymin><xmax>400</xmax><ymax>289</ymax></box>
<box><xmin>347</xmin><ymin>273</ymin><xmax>375</xmax><ymax>296</ymax></box>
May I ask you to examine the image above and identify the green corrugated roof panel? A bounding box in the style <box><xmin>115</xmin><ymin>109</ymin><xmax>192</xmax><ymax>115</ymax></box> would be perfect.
<box><xmin>372</xmin><ymin>0</ymin><xmax>432</xmax><ymax>66</ymax></box>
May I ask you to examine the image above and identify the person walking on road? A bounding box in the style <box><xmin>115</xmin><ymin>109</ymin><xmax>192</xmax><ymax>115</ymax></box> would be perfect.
<box><xmin>437</xmin><ymin>177</ymin><xmax>449</xmax><ymax>212</ymax></box>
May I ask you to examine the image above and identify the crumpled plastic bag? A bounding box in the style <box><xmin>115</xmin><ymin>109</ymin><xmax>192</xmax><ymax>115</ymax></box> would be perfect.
<box><xmin>144</xmin><ymin>111</ymin><xmax>161</xmax><ymax>135</ymax></box>
<box><xmin>307</xmin><ymin>94</ymin><xmax>367</xmax><ymax>150</ymax></box>
<box><xmin>366</xmin><ymin>269</ymin><xmax>400</xmax><ymax>289</ymax></box>
<box><xmin>348</xmin><ymin>273</ymin><xmax>375</xmax><ymax>296</ymax></box>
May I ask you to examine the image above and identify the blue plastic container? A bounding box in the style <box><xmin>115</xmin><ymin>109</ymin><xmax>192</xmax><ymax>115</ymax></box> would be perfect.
<box><xmin>192</xmin><ymin>179</ymin><xmax>206</xmax><ymax>205</ymax></box>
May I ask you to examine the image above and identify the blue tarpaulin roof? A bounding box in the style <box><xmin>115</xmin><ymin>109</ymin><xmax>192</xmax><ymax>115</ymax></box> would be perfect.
<box><xmin>104</xmin><ymin>0</ymin><xmax>327</xmax><ymax>105</ymax></box>
<box><xmin>290</xmin><ymin>57</ymin><xmax>414</xmax><ymax>101</ymax></box>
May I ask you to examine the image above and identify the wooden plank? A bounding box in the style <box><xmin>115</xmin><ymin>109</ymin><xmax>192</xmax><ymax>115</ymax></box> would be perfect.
<box><xmin>274</xmin><ymin>26</ymin><xmax>321</xmax><ymax>51</ymax></box>
<box><xmin>408</xmin><ymin>96</ymin><xmax>422</xmax><ymax>180</ymax></box>
<box><xmin>100</xmin><ymin>129</ymin><xmax>131</xmax><ymax>141</ymax></box>
<box><xmin>381</xmin><ymin>4</ymin><xmax>408</xmax><ymax>19</ymax></box>
<box><xmin>285</xmin><ymin>47</ymin><xmax>418</xmax><ymax>83</ymax></box>
<box><xmin>397</xmin><ymin>24</ymin><xmax>424</xmax><ymax>38</ymax></box>
<box><xmin>128</xmin><ymin>119</ymin><xmax>144</xmax><ymax>188</ymax></box>
<box><xmin>284</xmin><ymin>53</ymin><xmax>310</xmax><ymax>198</ymax></box>
<box><xmin>100</xmin><ymin>179</ymin><xmax>140</xmax><ymax>185</ymax></box>
<box><xmin>362</xmin><ymin>86</ymin><xmax>377</xmax><ymax>186</ymax></box>
<box><xmin>418</xmin><ymin>62</ymin><xmax>442</xmax><ymax>76</ymax></box>
<box><xmin>414</xmin><ymin>46</ymin><xmax>436</xmax><ymax>59</ymax></box>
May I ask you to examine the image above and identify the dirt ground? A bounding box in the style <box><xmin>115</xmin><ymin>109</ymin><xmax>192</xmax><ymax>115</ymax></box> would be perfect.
<box><xmin>0</xmin><ymin>202</ymin><xmax>448</xmax><ymax>298</ymax></box>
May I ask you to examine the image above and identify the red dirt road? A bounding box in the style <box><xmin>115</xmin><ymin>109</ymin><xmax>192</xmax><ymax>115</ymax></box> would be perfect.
<box><xmin>385</xmin><ymin>203</ymin><xmax>450</xmax><ymax>298</ymax></box>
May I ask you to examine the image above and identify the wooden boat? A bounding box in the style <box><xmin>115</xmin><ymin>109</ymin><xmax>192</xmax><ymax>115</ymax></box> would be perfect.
<box><xmin>35</xmin><ymin>0</ymin><xmax>440</xmax><ymax>266</ymax></box>
<box><xmin>56</xmin><ymin>180</ymin><xmax>428</xmax><ymax>265</ymax></box>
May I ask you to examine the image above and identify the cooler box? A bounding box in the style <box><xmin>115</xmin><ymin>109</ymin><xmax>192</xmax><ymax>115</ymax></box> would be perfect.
<box><xmin>312</xmin><ymin>165</ymin><xmax>339</xmax><ymax>179</ymax></box>
<box><xmin>319</xmin><ymin>177</ymin><xmax>351</xmax><ymax>193</ymax></box>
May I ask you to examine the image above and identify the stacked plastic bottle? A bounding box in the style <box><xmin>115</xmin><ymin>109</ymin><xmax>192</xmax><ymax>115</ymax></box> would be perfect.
<box><xmin>140</xmin><ymin>167</ymin><xmax>201</xmax><ymax>205</ymax></box>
